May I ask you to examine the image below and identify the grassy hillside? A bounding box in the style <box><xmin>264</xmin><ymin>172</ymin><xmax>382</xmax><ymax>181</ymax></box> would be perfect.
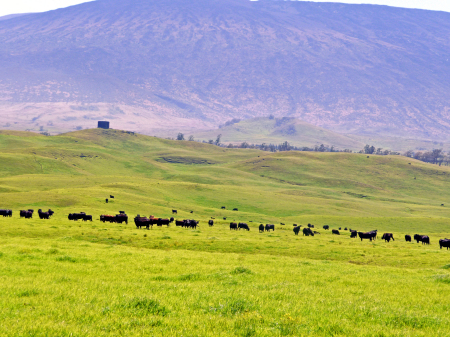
<box><xmin>1</xmin><ymin>129</ymin><xmax>450</xmax><ymax>336</ymax></box>
<box><xmin>193</xmin><ymin>117</ymin><xmax>450</xmax><ymax>152</ymax></box>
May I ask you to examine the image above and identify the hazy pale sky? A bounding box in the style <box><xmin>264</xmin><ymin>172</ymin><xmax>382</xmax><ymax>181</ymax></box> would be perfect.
<box><xmin>1</xmin><ymin>0</ymin><xmax>450</xmax><ymax>17</ymax></box>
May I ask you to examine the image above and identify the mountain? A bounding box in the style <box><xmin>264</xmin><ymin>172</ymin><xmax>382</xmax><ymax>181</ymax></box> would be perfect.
<box><xmin>1</xmin><ymin>0</ymin><xmax>450</xmax><ymax>139</ymax></box>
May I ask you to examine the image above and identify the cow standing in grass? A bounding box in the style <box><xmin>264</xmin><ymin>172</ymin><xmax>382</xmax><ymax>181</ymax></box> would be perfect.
<box><xmin>238</xmin><ymin>223</ymin><xmax>249</xmax><ymax>231</ymax></box>
<box><xmin>293</xmin><ymin>226</ymin><xmax>301</xmax><ymax>235</ymax></box>
<box><xmin>303</xmin><ymin>227</ymin><xmax>314</xmax><ymax>236</ymax></box>
<box><xmin>208</xmin><ymin>220</ymin><xmax>214</xmax><ymax>227</ymax></box>
<box><xmin>265</xmin><ymin>224</ymin><xmax>275</xmax><ymax>232</ymax></box>
<box><xmin>405</xmin><ymin>235</ymin><xmax>412</xmax><ymax>242</ymax></box>
<box><xmin>323</xmin><ymin>225</ymin><xmax>329</xmax><ymax>230</ymax></box>
<box><xmin>332</xmin><ymin>229</ymin><xmax>340</xmax><ymax>235</ymax></box>
<box><xmin>439</xmin><ymin>239</ymin><xmax>450</xmax><ymax>250</ymax></box>
<box><xmin>259</xmin><ymin>224</ymin><xmax>264</xmax><ymax>233</ymax></box>
<box><xmin>382</xmin><ymin>233</ymin><xmax>394</xmax><ymax>242</ymax></box>
<box><xmin>350</xmin><ymin>230</ymin><xmax>357</xmax><ymax>238</ymax></box>
<box><xmin>230</xmin><ymin>222</ymin><xmax>238</xmax><ymax>230</ymax></box>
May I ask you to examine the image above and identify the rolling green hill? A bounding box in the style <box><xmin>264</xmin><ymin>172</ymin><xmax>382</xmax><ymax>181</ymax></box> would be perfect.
<box><xmin>1</xmin><ymin>129</ymin><xmax>450</xmax><ymax>336</ymax></box>
<box><xmin>1</xmin><ymin>128</ymin><xmax>450</xmax><ymax>221</ymax></box>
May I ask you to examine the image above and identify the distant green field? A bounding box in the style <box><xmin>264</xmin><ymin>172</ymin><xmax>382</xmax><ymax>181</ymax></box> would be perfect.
<box><xmin>0</xmin><ymin>129</ymin><xmax>450</xmax><ymax>336</ymax></box>
<box><xmin>193</xmin><ymin>117</ymin><xmax>450</xmax><ymax>152</ymax></box>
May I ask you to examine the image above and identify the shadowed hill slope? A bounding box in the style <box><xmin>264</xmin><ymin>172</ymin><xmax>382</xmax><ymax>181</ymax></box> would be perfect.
<box><xmin>0</xmin><ymin>0</ymin><xmax>450</xmax><ymax>139</ymax></box>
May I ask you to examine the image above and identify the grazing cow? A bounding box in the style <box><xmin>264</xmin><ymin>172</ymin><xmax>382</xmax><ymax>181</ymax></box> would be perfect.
<box><xmin>208</xmin><ymin>220</ymin><xmax>214</xmax><ymax>227</ymax></box>
<box><xmin>157</xmin><ymin>218</ymin><xmax>171</xmax><ymax>227</ymax></box>
<box><xmin>332</xmin><ymin>229</ymin><xmax>340</xmax><ymax>235</ymax></box>
<box><xmin>265</xmin><ymin>224</ymin><xmax>275</xmax><ymax>232</ymax></box>
<box><xmin>350</xmin><ymin>230</ymin><xmax>357</xmax><ymax>238</ymax></box>
<box><xmin>38</xmin><ymin>209</ymin><xmax>52</xmax><ymax>219</ymax></box>
<box><xmin>110</xmin><ymin>195</ymin><xmax>114</xmax><ymax>198</ymax></box>
<box><xmin>0</xmin><ymin>209</ymin><xmax>12</xmax><ymax>217</ymax></box>
<box><xmin>313</xmin><ymin>231</ymin><xmax>321</xmax><ymax>235</ymax></box>
<box><xmin>183</xmin><ymin>219</ymin><xmax>199</xmax><ymax>229</ymax></box>
<box><xmin>100</xmin><ymin>215</ymin><xmax>116</xmax><ymax>223</ymax></box>
<box><xmin>280</xmin><ymin>222</ymin><xmax>285</xmax><ymax>226</ymax></box>
<box><xmin>106</xmin><ymin>199</ymin><xmax>108</xmax><ymax>203</ymax></box>
<box><xmin>293</xmin><ymin>226</ymin><xmax>301</xmax><ymax>235</ymax></box>
<box><xmin>83</xmin><ymin>215</ymin><xmax>93</xmax><ymax>221</ymax></box>
<box><xmin>223</xmin><ymin>217</ymin><xmax>227</xmax><ymax>220</ymax></box>
<box><xmin>323</xmin><ymin>225</ymin><xmax>329</xmax><ymax>230</ymax></box>
<box><xmin>421</xmin><ymin>235</ymin><xmax>430</xmax><ymax>245</ymax></box>
<box><xmin>230</xmin><ymin>222</ymin><xmax>238</xmax><ymax>230</ymax></box>
<box><xmin>20</xmin><ymin>210</ymin><xmax>33</xmax><ymax>219</ymax></box>
<box><xmin>238</xmin><ymin>223</ymin><xmax>249</xmax><ymax>231</ymax></box>
<box><xmin>339</xmin><ymin>227</ymin><xmax>341</xmax><ymax>230</ymax></box>
<box><xmin>303</xmin><ymin>227</ymin><xmax>314</xmax><ymax>236</ymax></box>
<box><xmin>233</xmin><ymin>208</ymin><xmax>238</xmax><ymax>211</ymax></box>
<box><xmin>115</xmin><ymin>213</ymin><xmax>128</xmax><ymax>224</ymax></box>
<box><xmin>414</xmin><ymin>234</ymin><xmax>425</xmax><ymax>244</ymax></box>
<box><xmin>259</xmin><ymin>224</ymin><xmax>265</xmax><ymax>233</ymax></box>
<box><xmin>175</xmin><ymin>220</ymin><xmax>184</xmax><ymax>227</ymax></box>
<box><xmin>405</xmin><ymin>235</ymin><xmax>411</xmax><ymax>242</ymax></box>
<box><xmin>307</xmin><ymin>223</ymin><xmax>314</xmax><ymax>228</ymax></box>
<box><xmin>358</xmin><ymin>231</ymin><xmax>377</xmax><ymax>241</ymax></box>
<box><xmin>221</xmin><ymin>206</ymin><xmax>226</xmax><ymax>209</ymax></box>
<box><xmin>439</xmin><ymin>239</ymin><xmax>450</xmax><ymax>250</ymax></box>
<box><xmin>382</xmin><ymin>233</ymin><xmax>394</xmax><ymax>242</ymax></box>
<box><xmin>170</xmin><ymin>217</ymin><xmax>174</xmax><ymax>222</ymax></box>
<box><xmin>172</xmin><ymin>209</ymin><xmax>177</xmax><ymax>214</ymax></box>
<box><xmin>344</xmin><ymin>227</ymin><xmax>348</xmax><ymax>231</ymax></box>
<box><xmin>134</xmin><ymin>216</ymin><xmax>151</xmax><ymax>229</ymax></box>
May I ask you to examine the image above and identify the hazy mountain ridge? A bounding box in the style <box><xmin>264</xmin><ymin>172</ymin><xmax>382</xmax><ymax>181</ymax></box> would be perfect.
<box><xmin>1</xmin><ymin>0</ymin><xmax>450</xmax><ymax>139</ymax></box>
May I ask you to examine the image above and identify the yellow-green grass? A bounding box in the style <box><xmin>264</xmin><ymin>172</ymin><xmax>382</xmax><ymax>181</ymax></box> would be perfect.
<box><xmin>0</xmin><ymin>129</ymin><xmax>450</xmax><ymax>336</ymax></box>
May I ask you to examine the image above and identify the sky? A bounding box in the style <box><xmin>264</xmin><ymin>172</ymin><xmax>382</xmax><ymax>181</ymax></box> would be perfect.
<box><xmin>1</xmin><ymin>0</ymin><xmax>450</xmax><ymax>17</ymax></box>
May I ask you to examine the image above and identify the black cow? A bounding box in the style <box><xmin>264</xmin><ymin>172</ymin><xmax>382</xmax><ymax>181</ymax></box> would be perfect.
<box><xmin>110</xmin><ymin>195</ymin><xmax>115</xmax><ymax>199</ymax></box>
<box><xmin>238</xmin><ymin>223</ymin><xmax>249</xmax><ymax>231</ymax></box>
<box><xmin>172</xmin><ymin>209</ymin><xmax>177</xmax><ymax>214</ymax></box>
<box><xmin>20</xmin><ymin>210</ymin><xmax>33</xmax><ymax>218</ymax></box>
<box><xmin>157</xmin><ymin>218</ymin><xmax>171</xmax><ymax>227</ymax></box>
<box><xmin>339</xmin><ymin>227</ymin><xmax>342</xmax><ymax>230</ymax></box>
<box><xmin>414</xmin><ymin>234</ymin><xmax>425</xmax><ymax>244</ymax></box>
<box><xmin>115</xmin><ymin>214</ymin><xmax>128</xmax><ymax>224</ymax></box>
<box><xmin>230</xmin><ymin>222</ymin><xmax>238</xmax><ymax>230</ymax></box>
<box><xmin>350</xmin><ymin>230</ymin><xmax>357</xmax><ymax>238</ymax></box>
<box><xmin>83</xmin><ymin>215</ymin><xmax>93</xmax><ymax>221</ymax></box>
<box><xmin>134</xmin><ymin>216</ymin><xmax>151</xmax><ymax>229</ymax></box>
<box><xmin>233</xmin><ymin>208</ymin><xmax>238</xmax><ymax>211</ymax></box>
<box><xmin>303</xmin><ymin>227</ymin><xmax>314</xmax><ymax>236</ymax></box>
<box><xmin>358</xmin><ymin>231</ymin><xmax>377</xmax><ymax>241</ymax></box>
<box><xmin>208</xmin><ymin>220</ymin><xmax>214</xmax><ymax>227</ymax></box>
<box><xmin>280</xmin><ymin>223</ymin><xmax>285</xmax><ymax>226</ymax></box>
<box><xmin>175</xmin><ymin>220</ymin><xmax>184</xmax><ymax>227</ymax></box>
<box><xmin>307</xmin><ymin>223</ymin><xmax>314</xmax><ymax>228</ymax></box>
<box><xmin>0</xmin><ymin>209</ymin><xmax>12</xmax><ymax>217</ymax></box>
<box><xmin>185</xmin><ymin>219</ymin><xmax>199</xmax><ymax>229</ymax></box>
<box><xmin>405</xmin><ymin>235</ymin><xmax>412</xmax><ymax>242</ymax></box>
<box><xmin>38</xmin><ymin>209</ymin><xmax>52</xmax><ymax>219</ymax></box>
<box><xmin>259</xmin><ymin>224</ymin><xmax>265</xmax><ymax>233</ymax></box>
<box><xmin>221</xmin><ymin>206</ymin><xmax>226</xmax><ymax>209</ymax></box>
<box><xmin>223</xmin><ymin>217</ymin><xmax>227</xmax><ymax>220</ymax></box>
<box><xmin>323</xmin><ymin>225</ymin><xmax>329</xmax><ymax>230</ymax></box>
<box><xmin>265</xmin><ymin>224</ymin><xmax>275</xmax><ymax>232</ymax></box>
<box><xmin>382</xmin><ymin>233</ymin><xmax>394</xmax><ymax>242</ymax></box>
<box><xmin>293</xmin><ymin>226</ymin><xmax>301</xmax><ymax>235</ymax></box>
<box><xmin>421</xmin><ymin>235</ymin><xmax>430</xmax><ymax>245</ymax></box>
<box><xmin>344</xmin><ymin>227</ymin><xmax>348</xmax><ymax>231</ymax></box>
<box><xmin>332</xmin><ymin>229</ymin><xmax>340</xmax><ymax>235</ymax></box>
<box><xmin>439</xmin><ymin>239</ymin><xmax>450</xmax><ymax>250</ymax></box>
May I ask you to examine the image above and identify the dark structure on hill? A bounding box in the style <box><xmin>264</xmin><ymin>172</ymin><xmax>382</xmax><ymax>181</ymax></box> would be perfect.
<box><xmin>98</xmin><ymin>121</ymin><xmax>109</xmax><ymax>129</ymax></box>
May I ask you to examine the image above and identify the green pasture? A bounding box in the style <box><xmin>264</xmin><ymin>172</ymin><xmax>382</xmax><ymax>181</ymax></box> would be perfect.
<box><xmin>0</xmin><ymin>129</ymin><xmax>450</xmax><ymax>336</ymax></box>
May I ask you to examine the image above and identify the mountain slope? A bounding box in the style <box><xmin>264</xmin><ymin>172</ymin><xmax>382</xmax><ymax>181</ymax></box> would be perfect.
<box><xmin>1</xmin><ymin>0</ymin><xmax>450</xmax><ymax>139</ymax></box>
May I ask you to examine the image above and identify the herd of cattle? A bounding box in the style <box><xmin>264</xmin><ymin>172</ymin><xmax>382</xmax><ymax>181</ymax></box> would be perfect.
<box><xmin>1</xmin><ymin>207</ymin><xmax>450</xmax><ymax>250</ymax></box>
